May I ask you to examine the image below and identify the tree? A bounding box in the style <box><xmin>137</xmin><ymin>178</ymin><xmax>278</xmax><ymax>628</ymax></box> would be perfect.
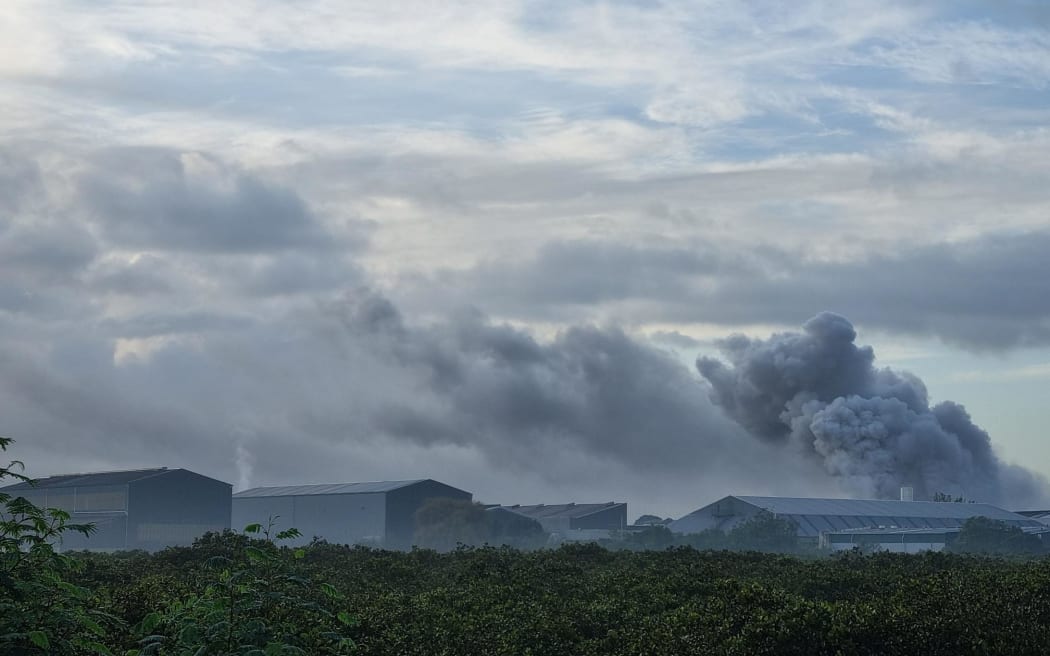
<box><xmin>133</xmin><ymin>522</ymin><xmax>356</xmax><ymax>655</ymax></box>
<box><xmin>413</xmin><ymin>498</ymin><xmax>491</xmax><ymax>551</ymax></box>
<box><xmin>624</xmin><ymin>525</ymin><xmax>675</xmax><ymax>550</ymax></box>
<box><xmin>486</xmin><ymin>508</ymin><xmax>546</xmax><ymax>549</ymax></box>
<box><xmin>727</xmin><ymin>511</ymin><xmax>800</xmax><ymax>552</ymax></box>
<box><xmin>949</xmin><ymin>516</ymin><xmax>1042</xmax><ymax>555</ymax></box>
<box><xmin>633</xmin><ymin>514</ymin><xmax>670</xmax><ymax>526</ymax></box>
<box><xmin>0</xmin><ymin>437</ymin><xmax>113</xmax><ymax>655</ymax></box>
<box><xmin>679</xmin><ymin>528</ymin><xmax>730</xmax><ymax>551</ymax></box>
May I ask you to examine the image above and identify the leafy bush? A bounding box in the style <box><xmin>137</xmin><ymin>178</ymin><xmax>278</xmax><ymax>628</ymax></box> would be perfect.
<box><xmin>0</xmin><ymin>437</ymin><xmax>114</xmax><ymax>655</ymax></box>
<box><xmin>414</xmin><ymin>499</ymin><xmax>546</xmax><ymax>551</ymax></box>
<box><xmin>949</xmin><ymin>516</ymin><xmax>1043</xmax><ymax>555</ymax></box>
<box><xmin>7</xmin><ymin>442</ymin><xmax>1050</xmax><ymax>655</ymax></box>
<box><xmin>129</xmin><ymin>524</ymin><xmax>356</xmax><ymax>655</ymax></box>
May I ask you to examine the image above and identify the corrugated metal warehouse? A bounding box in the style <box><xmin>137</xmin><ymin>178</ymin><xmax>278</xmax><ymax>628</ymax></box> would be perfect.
<box><xmin>232</xmin><ymin>479</ymin><xmax>471</xmax><ymax>549</ymax></box>
<box><xmin>669</xmin><ymin>495</ymin><xmax>1044</xmax><ymax>539</ymax></box>
<box><xmin>1016</xmin><ymin>509</ymin><xmax>1050</xmax><ymax>525</ymax></box>
<box><xmin>494</xmin><ymin>502</ymin><xmax>627</xmax><ymax>535</ymax></box>
<box><xmin>1</xmin><ymin>468</ymin><xmax>232</xmax><ymax>551</ymax></box>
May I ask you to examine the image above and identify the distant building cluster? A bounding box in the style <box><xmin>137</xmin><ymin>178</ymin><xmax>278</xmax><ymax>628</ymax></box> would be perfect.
<box><xmin>4</xmin><ymin>467</ymin><xmax>1048</xmax><ymax>553</ymax></box>
<box><xmin>672</xmin><ymin>494</ymin><xmax>1049</xmax><ymax>553</ymax></box>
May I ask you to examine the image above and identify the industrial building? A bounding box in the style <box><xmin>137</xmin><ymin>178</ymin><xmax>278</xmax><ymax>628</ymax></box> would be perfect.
<box><xmin>821</xmin><ymin>524</ymin><xmax>1050</xmax><ymax>553</ymax></box>
<box><xmin>492</xmin><ymin>502</ymin><xmax>627</xmax><ymax>540</ymax></box>
<box><xmin>1016</xmin><ymin>509</ymin><xmax>1050</xmax><ymax>525</ymax></box>
<box><xmin>0</xmin><ymin>468</ymin><xmax>231</xmax><ymax>552</ymax></box>
<box><xmin>669</xmin><ymin>495</ymin><xmax>1045</xmax><ymax>541</ymax></box>
<box><xmin>232</xmin><ymin>479</ymin><xmax>471</xmax><ymax>549</ymax></box>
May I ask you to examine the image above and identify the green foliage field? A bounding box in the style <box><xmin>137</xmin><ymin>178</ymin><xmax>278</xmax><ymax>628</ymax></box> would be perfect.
<box><xmin>7</xmin><ymin>437</ymin><xmax>1050</xmax><ymax>655</ymax></box>
<box><xmin>52</xmin><ymin>537</ymin><xmax>1050</xmax><ymax>656</ymax></box>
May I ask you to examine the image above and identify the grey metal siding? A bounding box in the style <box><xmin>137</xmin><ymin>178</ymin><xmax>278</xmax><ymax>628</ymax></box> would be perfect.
<box><xmin>385</xmin><ymin>480</ymin><xmax>472</xmax><ymax>550</ymax></box>
<box><xmin>289</xmin><ymin>493</ymin><xmax>386</xmax><ymax>547</ymax></box>
<box><xmin>60</xmin><ymin>513</ymin><xmax>128</xmax><ymax>551</ymax></box>
<box><xmin>128</xmin><ymin>470</ymin><xmax>231</xmax><ymax>551</ymax></box>
<box><xmin>232</xmin><ymin>493</ymin><xmax>387</xmax><ymax>547</ymax></box>
<box><xmin>9</xmin><ymin>486</ymin><xmax>132</xmax><ymax>551</ymax></box>
<box><xmin>232</xmin><ymin>496</ymin><xmax>295</xmax><ymax>535</ymax></box>
<box><xmin>570</xmin><ymin>505</ymin><xmax>627</xmax><ymax>531</ymax></box>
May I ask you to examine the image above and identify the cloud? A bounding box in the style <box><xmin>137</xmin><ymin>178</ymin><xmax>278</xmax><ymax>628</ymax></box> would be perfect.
<box><xmin>0</xmin><ymin>287</ymin><xmax>840</xmax><ymax>516</ymax></box>
<box><xmin>698</xmin><ymin>312</ymin><xmax>1046</xmax><ymax>504</ymax></box>
<box><xmin>648</xmin><ymin>330</ymin><xmax>703</xmax><ymax>350</ymax></box>
<box><xmin>409</xmin><ymin>229</ymin><xmax>1050</xmax><ymax>350</ymax></box>
<box><xmin>3</xmin><ymin>0</ymin><xmax>1050</xmax><ymax>514</ymax></box>
<box><xmin>79</xmin><ymin>148</ymin><xmax>337</xmax><ymax>253</ymax></box>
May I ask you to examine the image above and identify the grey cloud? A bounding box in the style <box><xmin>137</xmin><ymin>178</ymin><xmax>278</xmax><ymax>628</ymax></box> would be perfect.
<box><xmin>430</xmin><ymin>239</ymin><xmax>764</xmax><ymax>310</ymax></box>
<box><xmin>85</xmin><ymin>254</ymin><xmax>174</xmax><ymax>296</ymax></box>
<box><xmin>649</xmin><ymin>330</ymin><xmax>703</xmax><ymax>349</ymax></box>
<box><xmin>713</xmin><ymin>232</ymin><xmax>1050</xmax><ymax>349</ymax></box>
<box><xmin>101</xmin><ymin>311</ymin><xmax>255</xmax><ymax>339</ymax></box>
<box><xmin>415</xmin><ymin>231</ymin><xmax>1050</xmax><ymax>350</ymax></box>
<box><xmin>0</xmin><ymin>145</ymin><xmax>371</xmax><ymax>335</ymax></box>
<box><xmin>0</xmin><ymin>287</ymin><xmax>814</xmax><ymax>511</ymax></box>
<box><xmin>698</xmin><ymin>312</ymin><xmax>1046</xmax><ymax>505</ymax></box>
<box><xmin>0</xmin><ymin>147</ymin><xmax>43</xmax><ymax>216</ymax></box>
<box><xmin>341</xmin><ymin>297</ymin><xmax>750</xmax><ymax>471</ymax></box>
<box><xmin>237</xmin><ymin>253</ymin><xmax>364</xmax><ymax>297</ymax></box>
<box><xmin>4</xmin><ymin>281</ymin><xmax>1041</xmax><ymax>512</ymax></box>
<box><xmin>0</xmin><ymin>218</ymin><xmax>98</xmax><ymax>319</ymax></box>
<box><xmin>79</xmin><ymin>147</ymin><xmax>340</xmax><ymax>253</ymax></box>
<box><xmin>0</xmin><ymin>220</ymin><xmax>97</xmax><ymax>279</ymax></box>
<box><xmin>697</xmin><ymin>312</ymin><xmax>921</xmax><ymax>440</ymax></box>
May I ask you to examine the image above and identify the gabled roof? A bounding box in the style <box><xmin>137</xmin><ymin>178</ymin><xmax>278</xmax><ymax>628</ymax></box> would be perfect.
<box><xmin>670</xmin><ymin>495</ymin><xmax>1044</xmax><ymax>538</ymax></box>
<box><xmin>732</xmin><ymin>496</ymin><xmax>1029</xmax><ymax>522</ymax></box>
<box><xmin>496</xmin><ymin>502</ymin><xmax>624</xmax><ymax>520</ymax></box>
<box><xmin>234</xmin><ymin>480</ymin><xmax>428</xmax><ymax>498</ymax></box>
<box><xmin>1</xmin><ymin>468</ymin><xmax>171</xmax><ymax>491</ymax></box>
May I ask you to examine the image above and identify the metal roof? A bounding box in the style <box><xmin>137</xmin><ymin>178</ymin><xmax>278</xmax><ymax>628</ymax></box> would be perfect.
<box><xmin>826</xmin><ymin>526</ymin><xmax>963</xmax><ymax>536</ymax></box>
<box><xmin>496</xmin><ymin>503</ymin><xmax>624</xmax><ymax>520</ymax></box>
<box><xmin>734</xmin><ymin>496</ymin><xmax>1032</xmax><ymax>522</ymax></box>
<box><xmin>827</xmin><ymin>525</ymin><xmax>1050</xmax><ymax>537</ymax></box>
<box><xmin>1</xmin><ymin>468</ymin><xmax>171</xmax><ymax>491</ymax></box>
<box><xmin>670</xmin><ymin>495</ymin><xmax>1044</xmax><ymax>538</ymax></box>
<box><xmin>233</xmin><ymin>480</ymin><xmax>428</xmax><ymax>498</ymax></box>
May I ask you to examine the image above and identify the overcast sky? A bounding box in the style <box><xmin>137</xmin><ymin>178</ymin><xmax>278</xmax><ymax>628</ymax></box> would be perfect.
<box><xmin>2</xmin><ymin>1</ymin><xmax>1049</xmax><ymax>519</ymax></box>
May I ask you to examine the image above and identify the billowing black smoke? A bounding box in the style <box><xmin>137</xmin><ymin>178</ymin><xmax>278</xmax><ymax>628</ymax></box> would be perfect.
<box><xmin>698</xmin><ymin>312</ymin><xmax>1044</xmax><ymax>504</ymax></box>
<box><xmin>328</xmin><ymin>291</ymin><xmax>756</xmax><ymax>473</ymax></box>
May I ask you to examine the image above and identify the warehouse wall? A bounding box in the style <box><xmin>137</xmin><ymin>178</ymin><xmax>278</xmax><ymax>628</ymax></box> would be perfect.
<box><xmin>571</xmin><ymin>505</ymin><xmax>627</xmax><ymax>531</ymax></box>
<box><xmin>8</xmin><ymin>486</ymin><xmax>130</xmax><ymax>551</ymax></box>
<box><xmin>670</xmin><ymin>497</ymin><xmax>762</xmax><ymax>535</ymax></box>
<box><xmin>232</xmin><ymin>493</ymin><xmax>387</xmax><ymax>547</ymax></box>
<box><xmin>129</xmin><ymin>470</ymin><xmax>231</xmax><ymax>551</ymax></box>
<box><xmin>61</xmin><ymin>512</ymin><xmax>129</xmax><ymax>551</ymax></box>
<box><xmin>386</xmin><ymin>480</ymin><xmax>472</xmax><ymax>550</ymax></box>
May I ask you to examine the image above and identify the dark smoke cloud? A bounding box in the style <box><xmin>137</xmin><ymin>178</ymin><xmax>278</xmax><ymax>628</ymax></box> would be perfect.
<box><xmin>2</xmin><ymin>140</ymin><xmax>1044</xmax><ymax>513</ymax></box>
<box><xmin>698</xmin><ymin>312</ymin><xmax>1046</xmax><ymax>504</ymax></box>
<box><xmin>327</xmin><ymin>291</ymin><xmax>757</xmax><ymax>473</ymax></box>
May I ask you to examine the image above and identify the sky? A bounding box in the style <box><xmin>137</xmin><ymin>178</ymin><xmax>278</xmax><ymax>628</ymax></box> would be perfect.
<box><xmin>1</xmin><ymin>1</ymin><xmax>1049</xmax><ymax>520</ymax></box>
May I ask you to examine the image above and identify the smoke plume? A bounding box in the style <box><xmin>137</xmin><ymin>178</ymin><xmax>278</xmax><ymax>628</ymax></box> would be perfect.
<box><xmin>698</xmin><ymin>312</ymin><xmax>1045</xmax><ymax>504</ymax></box>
